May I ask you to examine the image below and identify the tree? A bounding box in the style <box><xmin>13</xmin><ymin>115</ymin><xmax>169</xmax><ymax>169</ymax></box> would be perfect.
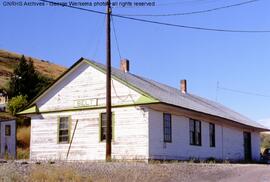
<box><xmin>9</xmin><ymin>56</ymin><xmax>38</xmax><ymax>100</ymax></box>
<box><xmin>261</xmin><ymin>133</ymin><xmax>270</xmax><ymax>149</ymax></box>
<box><xmin>8</xmin><ymin>55</ymin><xmax>53</xmax><ymax>101</ymax></box>
<box><xmin>7</xmin><ymin>95</ymin><xmax>28</xmax><ymax>115</ymax></box>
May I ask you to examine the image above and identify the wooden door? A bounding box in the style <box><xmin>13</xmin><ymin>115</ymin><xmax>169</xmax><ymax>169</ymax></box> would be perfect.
<box><xmin>243</xmin><ymin>132</ymin><xmax>252</xmax><ymax>161</ymax></box>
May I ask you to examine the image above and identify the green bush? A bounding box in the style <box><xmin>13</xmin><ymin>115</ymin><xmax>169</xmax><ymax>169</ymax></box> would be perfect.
<box><xmin>7</xmin><ymin>95</ymin><xmax>28</xmax><ymax>115</ymax></box>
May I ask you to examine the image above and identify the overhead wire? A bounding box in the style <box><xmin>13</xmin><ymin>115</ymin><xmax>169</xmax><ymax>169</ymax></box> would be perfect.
<box><xmin>218</xmin><ymin>85</ymin><xmax>270</xmax><ymax>98</ymax></box>
<box><xmin>118</xmin><ymin>0</ymin><xmax>261</xmax><ymax>17</ymax></box>
<box><xmin>157</xmin><ymin>0</ymin><xmax>211</xmax><ymax>6</ymax></box>
<box><xmin>111</xmin><ymin>15</ymin><xmax>122</xmax><ymax>60</ymax></box>
<box><xmin>38</xmin><ymin>0</ymin><xmax>270</xmax><ymax>33</ymax></box>
<box><xmin>92</xmin><ymin>15</ymin><xmax>106</xmax><ymax>59</ymax></box>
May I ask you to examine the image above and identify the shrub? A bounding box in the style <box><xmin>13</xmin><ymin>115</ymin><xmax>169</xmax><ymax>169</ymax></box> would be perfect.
<box><xmin>7</xmin><ymin>95</ymin><xmax>28</xmax><ymax>115</ymax></box>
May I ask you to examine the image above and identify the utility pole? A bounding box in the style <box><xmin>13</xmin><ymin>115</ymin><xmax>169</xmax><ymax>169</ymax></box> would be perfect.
<box><xmin>106</xmin><ymin>0</ymin><xmax>112</xmax><ymax>162</ymax></box>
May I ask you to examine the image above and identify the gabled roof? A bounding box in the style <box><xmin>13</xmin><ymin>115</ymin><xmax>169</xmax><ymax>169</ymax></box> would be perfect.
<box><xmin>86</xmin><ymin>59</ymin><xmax>267</xmax><ymax>130</ymax></box>
<box><xmin>19</xmin><ymin>58</ymin><xmax>268</xmax><ymax>130</ymax></box>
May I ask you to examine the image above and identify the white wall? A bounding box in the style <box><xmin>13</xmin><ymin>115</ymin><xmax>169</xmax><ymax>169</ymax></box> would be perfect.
<box><xmin>251</xmin><ymin>132</ymin><xmax>261</xmax><ymax>161</ymax></box>
<box><xmin>30</xmin><ymin>106</ymin><xmax>149</xmax><ymax>161</ymax></box>
<box><xmin>36</xmin><ymin>61</ymin><xmax>141</xmax><ymax>112</ymax></box>
<box><xmin>30</xmin><ymin>60</ymin><xmax>151</xmax><ymax>161</ymax></box>
<box><xmin>148</xmin><ymin>109</ymin><xmax>261</xmax><ymax>161</ymax></box>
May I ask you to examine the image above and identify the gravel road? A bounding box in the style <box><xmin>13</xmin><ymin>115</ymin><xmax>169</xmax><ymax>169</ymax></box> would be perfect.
<box><xmin>0</xmin><ymin>161</ymin><xmax>269</xmax><ymax>182</ymax></box>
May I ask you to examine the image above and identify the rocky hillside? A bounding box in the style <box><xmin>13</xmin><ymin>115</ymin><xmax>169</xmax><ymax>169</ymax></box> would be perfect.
<box><xmin>0</xmin><ymin>49</ymin><xmax>66</xmax><ymax>88</ymax></box>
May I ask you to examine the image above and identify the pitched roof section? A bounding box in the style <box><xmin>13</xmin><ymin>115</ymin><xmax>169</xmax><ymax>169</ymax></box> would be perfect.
<box><xmin>85</xmin><ymin>58</ymin><xmax>267</xmax><ymax>130</ymax></box>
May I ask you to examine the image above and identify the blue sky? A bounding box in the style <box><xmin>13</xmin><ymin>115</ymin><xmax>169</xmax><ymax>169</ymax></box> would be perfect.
<box><xmin>1</xmin><ymin>0</ymin><xmax>270</xmax><ymax>122</ymax></box>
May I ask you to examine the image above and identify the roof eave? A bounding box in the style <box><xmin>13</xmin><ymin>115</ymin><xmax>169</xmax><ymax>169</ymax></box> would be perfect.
<box><xmin>158</xmin><ymin>102</ymin><xmax>270</xmax><ymax>132</ymax></box>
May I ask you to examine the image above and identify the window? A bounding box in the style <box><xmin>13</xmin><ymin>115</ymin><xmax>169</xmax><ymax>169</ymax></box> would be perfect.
<box><xmin>163</xmin><ymin>113</ymin><xmax>172</xmax><ymax>142</ymax></box>
<box><xmin>100</xmin><ymin>113</ymin><xmax>114</xmax><ymax>141</ymax></box>
<box><xmin>5</xmin><ymin>125</ymin><xmax>11</xmax><ymax>136</ymax></box>
<box><xmin>209</xmin><ymin>123</ymin><xmax>215</xmax><ymax>147</ymax></box>
<box><xmin>58</xmin><ymin>117</ymin><xmax>70</xmax><ymax>144</ymax></box>
<box><xmin>189</xmin><ymin>119</ymin><xmax>201</xmax><ymax>146</ymax></box>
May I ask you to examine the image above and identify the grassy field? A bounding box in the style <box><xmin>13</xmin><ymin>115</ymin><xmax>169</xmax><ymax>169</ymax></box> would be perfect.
<box><xmin>0</xmin><ymin>49</ymin><xmax>66</xmax><ymax>88</ymax></box>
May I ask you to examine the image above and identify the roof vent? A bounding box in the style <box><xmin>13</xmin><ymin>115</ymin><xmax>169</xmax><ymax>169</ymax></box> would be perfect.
<box><xmin>180</xmin><ymin>80</ymin><xmax>187</xmax><ymax>94</ymax></box>
<box><xmin>120</xmin><ymin>59</ymin><xmax>130</xmax><ymax>72</ymax></box>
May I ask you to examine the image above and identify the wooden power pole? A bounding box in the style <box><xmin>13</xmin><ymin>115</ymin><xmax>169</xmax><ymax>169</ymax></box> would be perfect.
<box><xmin>106</xmin><ymin>0</ymin><xmax>112</xmax><ymax>162</ymax></box>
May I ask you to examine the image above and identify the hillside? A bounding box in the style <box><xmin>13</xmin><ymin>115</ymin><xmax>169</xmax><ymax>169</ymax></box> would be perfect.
<box><xmin>0</xmin><ymin>49</ymin><xmax>66</xmax><ymax>88</ymax></box>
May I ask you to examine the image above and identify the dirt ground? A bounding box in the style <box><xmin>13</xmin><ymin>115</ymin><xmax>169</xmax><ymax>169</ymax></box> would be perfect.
<box><xmin>0</xmin><ymin>161</ymin><xmax>269</xmax><ymax>182</ymax></box>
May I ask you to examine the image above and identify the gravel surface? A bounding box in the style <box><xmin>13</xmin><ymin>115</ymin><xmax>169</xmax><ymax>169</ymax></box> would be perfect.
<box><xmin>0</xmin><ymin>161</ymin><xmax>269</xmax><ymax>182</ymax></box>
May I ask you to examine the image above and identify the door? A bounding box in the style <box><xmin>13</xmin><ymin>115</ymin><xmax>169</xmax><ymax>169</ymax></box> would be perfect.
<box><xmin>243</xmin><ymin>132</ymin><xmax>252</xmax><ymax>161</ymax></box>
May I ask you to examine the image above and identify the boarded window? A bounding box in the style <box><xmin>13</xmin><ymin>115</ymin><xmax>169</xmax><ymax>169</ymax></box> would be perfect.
<box><xmin>5</xmin><ymin>125</ymin><xmax>11</xmax><ymax>136</ymax></box>
<box><xmin>58</xmin><ymin>117</ymin><xmax>70</xmax><ymax>144</ymax></box>
<box><xmin>163</xmin><ymin>113</ymin><xmax>172</xmax><ymax>142</ymax></box>
<box><xmin>209</xmin><ymin>123</ymin><xmax>215</xmax><ymax>147</ymax></box>
<box><xmin>100</xmin><ymin>113</ymin><xmax>114</xmax><ymax>141</ymax></box>
<box><xmin>189</xmin><ymin>119</ymin><xmax>201</xmax><ymax>146</ymax></box>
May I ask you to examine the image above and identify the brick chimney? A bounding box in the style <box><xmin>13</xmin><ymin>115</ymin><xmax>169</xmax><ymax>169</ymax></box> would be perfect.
<box><xmin>120</xmin><ymin>59</ymin><xmax>130</xmax><ymax>72</ymax></box>
<box><xmin>180</xmin><ymin>80</ymin><xmax>187</xmax><ymax>94</ymax></box>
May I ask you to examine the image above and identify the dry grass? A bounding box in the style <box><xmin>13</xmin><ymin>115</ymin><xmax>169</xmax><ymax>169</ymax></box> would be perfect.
<box><xmin>0</xmin><ymin>49</ymin><xmax>66</xmax><ymax>88</ymax></box>
<box><xmin>17</xmin><ymin>147</ymin><xmax>30</xmax><ymax>159</ymax></box>
<box><xmin>16</xmin><ymin>126</ymin><xmax>31</xmax><ymax>159</ymax></box>
<box><xmin>0</xmin><ymin>167</ymin><xmax>22</xmax><ymax>182</ymax></box>
<box><xmin>28</xmin><ymin>165</ymin><xmax>92</xmax><ymax>182</ymax></box>
<box><xmin>17</xmin><ymin>126</ymin><xmax>31</xmax><ymax>148</ymax></box>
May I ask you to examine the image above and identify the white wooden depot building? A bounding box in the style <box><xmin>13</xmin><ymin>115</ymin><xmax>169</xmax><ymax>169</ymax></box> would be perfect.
<box><xmin>19</xmin><ymin>58</ymin><xmax>269</xmax><ymax>161</ymax></box>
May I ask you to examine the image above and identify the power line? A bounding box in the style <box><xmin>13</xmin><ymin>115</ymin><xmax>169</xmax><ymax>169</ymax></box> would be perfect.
<box><xmin>157</xmin><ymin>0</ymin><xmax>211</xmax><ymax>6</ymax></box>
<box><xmin>38</xmin><ymin>0</ymin><xmax>270</xmax><ymax>33</ymax></box>
<box><xmin>111</xmin><ymin>15</ymin><xmax>122</xmax><ymax>60</ymax></box>
<box><xmin>111</xmin><ymin>0</ymin><xmax>209</xmax><ymax>8</ymax></box>
<box><xmin>118</xmin><ymin>0</ymin><xmax>261</xmax><ymax>17</ymax></box>
<box><xmin>113</xmin><ymin>14</ymin><xmax>270</xmax><ymax>33</ymax></box>
<box><xmin>218</xmin><ymin>85</ymin><xmax>270</xmax><ymax>98</ymax></box>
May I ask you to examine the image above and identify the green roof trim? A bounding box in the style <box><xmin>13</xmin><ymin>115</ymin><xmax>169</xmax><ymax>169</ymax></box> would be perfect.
<box><xmin>18</xmin><ymin>90</ymin><xmax>159</xmax><ymax>116</ymax></box>
<box><xmin>17</xmin><ymin>105</ymin><xmax>38</xmax><ymax>115</ymax></box>
<box><xmin>18</xmin><ymin>102</ymin><xmax>159</xmax><ymax>115</ymax></box>
<box><xmin>135</xmin><ymin>95</ymin><xmax>158</xmax><ymax>104</ymax></box>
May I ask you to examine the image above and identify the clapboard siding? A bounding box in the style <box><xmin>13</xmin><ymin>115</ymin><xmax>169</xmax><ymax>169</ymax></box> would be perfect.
<box><xmin>30</xmin><ymin>106</ymin><xmax>149</xmax><ymax>160</ymax></box>
<box><xmin>28</xmin><ymin>60</ymin><xmax>263</xmax><ymax>161</ymax></box>
<box><xmin>36</xmin><ymin>62</ymin><xmax>141</xmax><ymax>112</ymax></box>
<box><xmin>148</xmin><ymin>108</ymin><xmax>260</xmax><ymax>161</ymax></box>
